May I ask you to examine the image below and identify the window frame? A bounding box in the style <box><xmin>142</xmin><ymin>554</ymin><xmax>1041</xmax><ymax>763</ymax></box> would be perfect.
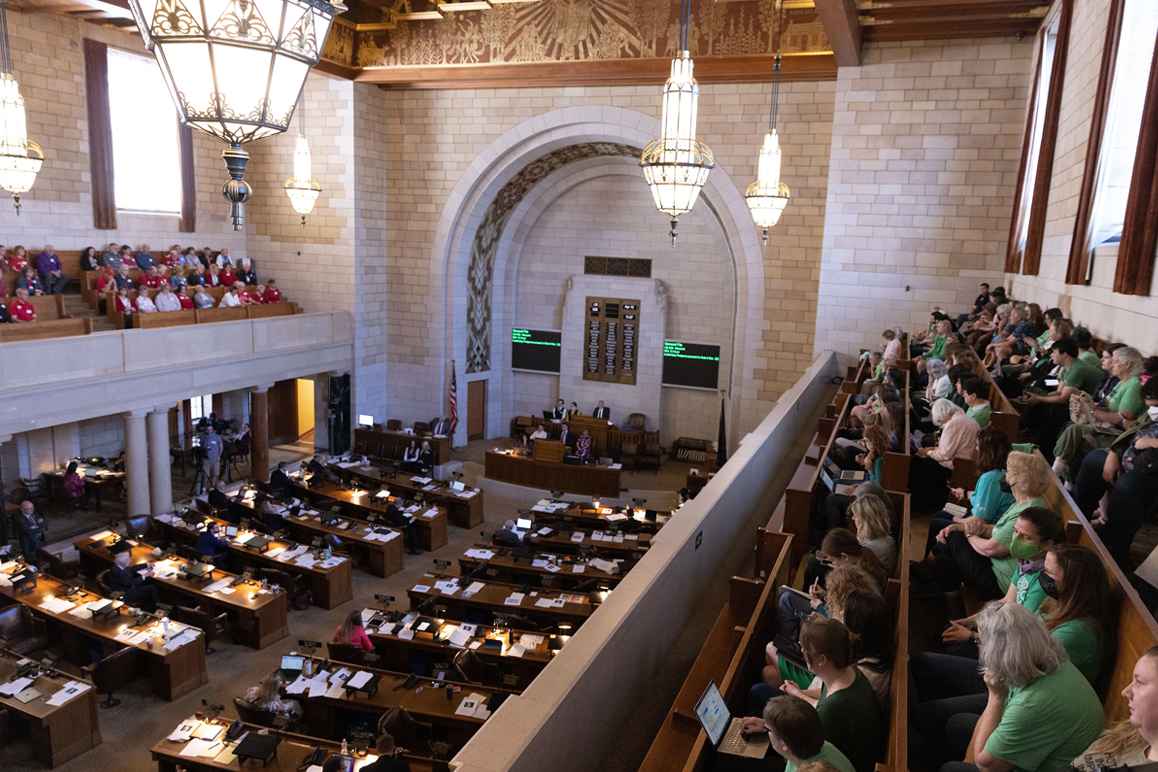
<box><xmin>1004</xmin><ymin>0</ymin><xmax>1073</xmax><ymax>276</ymax></box>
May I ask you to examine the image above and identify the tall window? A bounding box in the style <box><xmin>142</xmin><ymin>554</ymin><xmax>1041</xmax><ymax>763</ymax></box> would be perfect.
<box><xmin>106</xmin><ymin>48</ymin><xmax>182</xmax><ymax>214</ymax></box>
<box><xmin>1005</xmin><ymin>1</ymin><xmax>1072</xmax><ymax>276</ymax></box>
<box><xmin>189</xmin><ymin>394</ymin><xmax>213</xmax><ymax>423</ymax></box>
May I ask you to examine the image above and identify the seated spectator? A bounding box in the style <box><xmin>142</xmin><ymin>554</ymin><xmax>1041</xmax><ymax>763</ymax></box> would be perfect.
<box><xmin>16</xmin><ymin>265</ymin><xmax>44</xmax><ymax>295</ymax></box>
<box><xmin>959</xmin><ymin>376</ymin><xmax>991</xmax><ymax>428</ymax></box>
<box><xmin>747</xmin><ymin>696</ymin><xmax>855</xmax><ymax>772</ymax></box>
<box><xmin>114</xmin><ymin>287</ymin><xmax>135</xmax><ymax>322</ymax></box>
<box><xmin>215</xmin><ymin>247</ymin><xmax>234</xmax><ymax>268</ymax></box>
<box><xmin>186</xmin><ymin>263</ymin><xmax>207</xmax><ymax>286</ymax></box>
<box><xmin>238</xmin><ymin>283</ymin><xmax>262</xmax><ymax>305</ymax></box>
<box><xmin>94</xmin><ymin>266</ymin><xmax>117</xmax><ymax>296</ymax></box>
<box><xmin>106</xmin><ymin>541</ymin><xmax>160</xmax><ymax>611</ymax></box>
<box><xmin>919</xmin><ymin>451</ymin><xmax>1050</xmax><ymax>601</ymax></box>
<box><xmin>1041</xmin><ymin>543</ymin><xmax>1109</xmax><ymax>683</ymax></box>
<box><xmin>925</xmin><ymin>428</ymin><xmax>1013</xmax><ymax>557</ymax></box>
<box><xmin>400</xmin><ymin>440</ymin><xmax>421</xmax><ymax>472</ymax></box>
<box><xmin>219</xmin><ymin>264</ymin><xmax>237</xmax><ymax>288</ymax></box>
<box><xmin>161</xmin><ymin>248</ymin><xmax>181</xmax><ymax>268</ymax></box>
<box><xmin>1072</xmin><ymin>646</ymin><xmax>1158</xmax><ymax>771</ymax></box>
<box><xmin>1053</xmin><ymin>345</ymin><xmax>1146</xmax><ymax>479</ymax></box>
<box><xmin>179</xmin><ymin>287</ymin><xmax>195</xmax><ymax>310</ymax></box>
<box><xmin>168</xmin><ymin>269</ymin><xmax>187</xmax><ymax>291</ymax></box>
<box><xmin>262</xmin><ymin>279</ymin><xmax>282</xmax><ymax>303</ymax></box>
<box><xmin>924</xmin><ymin>358</ymin><xmax>952</xmax><ymax>404</ymax></box>
<box><xmin>140</xmin><ymin>266</ymin><xmax>165</xmax><ymax>290</ymax></box>
<box><xmin>1073</xmin><ymin>325</ymin><xmax>1099</xmax><ymax>366</ymax></box>
<box><xmin>236</xmin><ymin>256</ymin><xmax>257</xmax><ymax>285</ymax></box>
<box><xmin>206</xmin><ymin>263</ymin><xmax>223</xmax><ymax>287</ymax></box>
<box><xmin>333</xmin><ymin>610</ymin><xmax>374</xmax><ymax>653</ymax></box>
<box><xmin>0</xmin><ymin>297</ymin><xmax>10</xmax><ymax>323</ymax></box>
<box><xmin>119</xmin><ymin>245</ymin><xmax>136</xmax><ymax>269</ymax></box>
<box><xmin>243</xmin><ymin>674</ymin><xmax>302</xmax><ymax>725</ymax></box>
<box><xmin>1072</xmin><ymin>376</ymin><xmax>1158</xmax><ymax>565</ymax></box>
<box><xmin>419</xmin><ymin>440</ymin><xmax>434</xmax><ymax>468</ymax></box>
<box><xmin>920</xmin><ymin>318</ymin><xmax>955</xmax><ymax>364</ymax></box>
<box><xmin>136</xmin><ymin>290</ymin><xmax>158</xmax><ymax>314</ymax></box>
<box><xmin>218</xmin><ymin>285</ymin><xmax>241</xmax><ymax>308</ymax></box>
<box><xmin>849</xmin><ymin>494</ymin><xmax>895</xmax><ymax>574</ymax></box>
<box><xmin>100</xmin><ymin>242</ymin><xmax>120</xmax><ymax>269</ymax></box>
<box><xmin>910</xmin><ymin>399</ymin><xmax>979</xmax><ymax>512</ymax></box>
<box><xmin>79</xmin><ymin>245</ymin><xmax>100</xmax><ymax>272</ymax></box>
<box><xmin>35</xmin><ymin>245</ymin><xmax>68</xmax><ymax>294</ymax></box>
<box><xmin>938</xmin><ymin>602</ymin><xmax>1102</xmax><ymax>772</ymax></box>
<box><xmin>194</xmin><ymin>286</ymin><xmax>215</xmax><ymax>309</ymax></box>
<box><xmin>9</xmin><ymin>288</ymin><xmax>36</xmax><ymax>322</ymax></box>
<box><xmin>114</xmin><ymin>264</ymin><xmax>135</xmax><ymax>291</ymax></box>
<box><xmin>154</xmin><ymin>286</ymin><xmax>182</xmax><ymax>312</ymax></box>
<box><xmin>6</xmin><ymin>244</ymin><xmax>28</xmax><ymax>273</ymax></box>
<box><xmin>1019</xmin><ymin>336</ymin><xmax>1104</xmax><ymax>456</ymax></box>
<box><xmin>134</xmin><ymin>244</ymin><xmax>156</xmax><ymax>271</ymax></box>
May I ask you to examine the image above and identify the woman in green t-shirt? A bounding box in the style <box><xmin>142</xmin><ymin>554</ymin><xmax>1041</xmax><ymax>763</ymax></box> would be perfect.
<box><xmin>1042</xmin><ymin>544</ymin><xmax>1110</xmax><ymax>684</ymax></box>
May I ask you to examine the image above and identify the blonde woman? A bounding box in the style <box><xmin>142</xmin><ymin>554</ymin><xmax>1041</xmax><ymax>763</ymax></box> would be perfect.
<box><xmin>1073</xmin><ymin>646</ymin><xmax>1158</xmax><ymax>770</ymax></box>
<box><xmin>849</xmin><ymin>495</ymin><xmax>895</xmax><ymax>574</ymax></box>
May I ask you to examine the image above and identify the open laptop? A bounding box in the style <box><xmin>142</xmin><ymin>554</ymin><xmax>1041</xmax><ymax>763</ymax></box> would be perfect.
<box><xmin>694</xmin><ymin>681</ymin><xmax>769</xmax><ymax>759</ymax></box>
<box><xmin>280</xmin><ymin>655</ymin><xmax>304</xmax><ymax>674</ymax></box>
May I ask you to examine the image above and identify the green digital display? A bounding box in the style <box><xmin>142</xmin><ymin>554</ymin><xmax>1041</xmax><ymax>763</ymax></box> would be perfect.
<box><xmin>663</xmin><ymin>340</ymin><xmax>720</xmax><ymax>388</ymax></box>
<box><xmin>512</xmin><ymin>328</ymin><xmax>562</xmax><ymax>372</ymax></box>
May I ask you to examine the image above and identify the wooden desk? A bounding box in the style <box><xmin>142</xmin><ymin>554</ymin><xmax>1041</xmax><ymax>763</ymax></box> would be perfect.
<box><xmin>407</xmin><ymin>573</ymin><xmax>599</xmax><ymax>632</ymax></box>
<box><xmin>510</xmin><ymin>416</ymin><xmax>643</xmax><ymax>460</ymax></box>
<box><xmin>526</xmin><ymin>524</ymin><xmax>651</xmax><ymax>560</ymax></box>
<box><xmin>0</xmin><ymin>569</ymin><xmax>207</xmax><ymax>701</ymax></box>
<box><xmin>458</xmin><ymin>544</ymin><xmax>623</xmax><ymax>589</ymax></box>
<box><xmin>354</xmin><ymin>428</ymin><xmax>451</xmax><ymax>466</ymax></box>
<box><xmin>529</xmin><ymin>499</ymin><xmax>669</xmax><ymax>535</ymax></box>
<box><xmin>224</xmin><ymin>497</ymin><xmax>404</xmax><ymax>579</ymax></box>
<box><xmin>332</xmin><ymin>462</ymin><xmax>485</xmax><ymax>528</ymax></box>
<box><xmin>485</xmin><ymin>451</ymin><xmax>622</xmax><ymax>497</ymax></box>
<box><xmin>151</xmin><ymin>716</ymin><xmax>445</xmax><ymax>772</ymax></box>
<box><xmin>0</xmin><ymin>649</ymin><xmax>101</xmax><ymax>767</ymax></box>
<box><xmin>44</xmin><ymin>465</ymin><xmax>124</xmax><ymax>511</ymax></box>
<box><xmin>288</xmin><ymin>479</ymin><xmax>450</xmax><ymax>552</ymax></box>
<box><xmin>153</xmin><ymin>513</ymin><xmax>354</xmax><ymax>610</ymax></box>
<box><xmin>74</xmin><ymin>533</ymin><xmax>288</xmax><ymax>650</ymax></box>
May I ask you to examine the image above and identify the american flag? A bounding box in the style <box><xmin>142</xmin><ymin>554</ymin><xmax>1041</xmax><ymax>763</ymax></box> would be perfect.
<box><xmin>448</xmin><ymin>360</ymin><xmax>459</xmax><ymax>434</ymax></box>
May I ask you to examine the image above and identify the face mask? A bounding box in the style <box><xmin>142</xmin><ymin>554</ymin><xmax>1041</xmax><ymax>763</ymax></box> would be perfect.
<box><xmin>1039</xmin><ymin>573</ymin><xmax>1059</xmax><ymax>599</ymax></box>
<box><xmin>1009</xmin><ymin>534</ymin><xmax>1042</xmax><ymax>561</ymax></box>
<box><xmin>1149</xmin><ymin>406</ymin><xmax>1158</xmax><ymax>421</ymax></box>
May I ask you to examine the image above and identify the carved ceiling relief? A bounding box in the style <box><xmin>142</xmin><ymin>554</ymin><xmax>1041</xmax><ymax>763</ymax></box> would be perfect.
<box><xmin>350</xmin><ymin>1</ymin><xmax>828</xmax><ymax>69</ymax></box>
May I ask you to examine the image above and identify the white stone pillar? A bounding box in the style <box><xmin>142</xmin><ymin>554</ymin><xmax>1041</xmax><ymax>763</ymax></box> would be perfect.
<box><xmin>147</xmin><ymin>408</ymin><xmax>173</xmax><ymax>514</ymax></box>
<box><xmin>124</xmin><ymin>410</ymin><xmax>150</xmax><ymax>516</ymax></box>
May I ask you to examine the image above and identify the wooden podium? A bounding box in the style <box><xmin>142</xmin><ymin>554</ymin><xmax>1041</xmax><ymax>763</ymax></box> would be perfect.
<box><xmin>533</xmin><ymin>439</ymin><xmax>566</xmax><ymax>463</ymax></box>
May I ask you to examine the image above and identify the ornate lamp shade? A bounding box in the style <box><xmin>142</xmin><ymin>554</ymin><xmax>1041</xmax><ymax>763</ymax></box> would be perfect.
<box><xmin>640</xmin><ymin>51</ymin><xmax>714</xmax><ymax>244</ymax></box>
<box><xmin>0</xmin><ymin>72</ymin><xmax>43</xmax><ymax>214</ymax></box>
<box><xmin>283</xmin><ymin>134</ymin><xmax>320</xmax><ymax>224</ymax></box>
<box><xmin>745</xmin><ymin>128</ymin><xmax>791</xmax><ymax>243</ymax></box>
<box><xmin>126</xmin><ymin>0</ymin><xmax>345</xmax><ymax>228</ymax></box>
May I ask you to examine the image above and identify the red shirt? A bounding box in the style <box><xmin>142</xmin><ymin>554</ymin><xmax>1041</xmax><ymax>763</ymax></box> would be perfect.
<box><xmin>219</xmin><ymin>269</ymin><xmax>237</xmax><ymax>287</ymax></box>
<box><xmin>162</xmin><ymin>253</ymin><xmax>181</xmax><ymax>267</ymax></box>
<box><xmin>115</xmin><ymin>295</ymin><xmax>134</xmax><ymax>314</ymax></box>
<box><xmin>141</xmin><ymin>274</ymin><xmax>165</xmax><ymax>289</ymax></box>
<box><xmin>6</xmin><ymin>254</ymin><xmax>27</xmax><ymax>273</ymax></box>
<box><xmin>179</xmin><ymin>294</ymin><xmax>194</xmax><ymax>310</ymax></box>
<box><xmin>10</xmin><ymin>299</ymin><xmax>36</xmax><ymax>321</ymax></box>
<box><xmin>121</xmin><ymin>255</ymin><xmax>137</xmax><ymax>268</ymax></box>
<box><xmin>240</xmin><ymin>289</ymin><xmax>262</xmax><ymax>305</ymax></box>
<box><xmin>262</xmin><ymin>287</ymin><xmax>282</xmax><ymax>303</ymax></box>
<box><xmin>96</xmin><ymin>274</ymin><xmax>116</xmax><ymax>293</ymax></box>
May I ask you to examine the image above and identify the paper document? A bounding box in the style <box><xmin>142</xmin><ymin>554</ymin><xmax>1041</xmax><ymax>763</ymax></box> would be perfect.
<box><xmin>448</xmin><ymin>628</ymin><xmax>473</xmax><ymax>648</ymax></box>
<box><xmin>205</xmin><ymin>578</ymin><xmax>235</xmax><ymax>594</ymax></box>
<box><xmin>604</xmin><ymin>513</ymin><xmax>627</xmax><ymax>522</ymax></box>
<box><xmin>570</xmin><ymin>532</ymin><xmax>585</xmax><ymax>543</ymax></box>
<box><xmin>89</xmin><ymin>530</ymin><xmax>115</xmax><ymax>542</ymax></box>
<box><xmin>179</xmin><ymin>739</ymin><xmax>222</xmax><ymax>758</ymax></box>
<box><xmin>347</xmin><ymin>671</ymin><xmax>373</xmax><ymax>690</ymax></box>
<box><xmin>285</xmin><ymin>676</ymin><xmax>310</xmax><ymax>695</ymax></box>
<box><xmin>464</xmin><ymin>548</ymin><xmax>495</xmax><ymax>560</ymax></box>
<box><xmin>434</xmin><ymin>580</ymin><xmax>460</xmax><ymax>595</ymax></box>
<box><xmin>943</xmin><ymin>502</ymin><xmax>968</xmax><ymax>518</ymax></box>
<box><xmin>39</xmin><ymin>597</ymin><xmax>77</xmax><ymax>614</ymax></box>
<box><xmin>504</xmin><ymin>592</ymin><xmax>525</xmax><ymax>606</ymax></box>
<box><xmin>463</xmin><ymin>581</ymin><xmax>485</xmax><ymax>597</ymax></box>
<box><xmin>45</xmin><ymin>681</ymin><xmax>90</xmax><ymax>706</ymax></box>
<box><xmin>0</xmin><ymin>677</ymin><xmax>33</xmax><ymax>697</ymax></box>
<box><xmin>506</xmin><ymin>644</ymin><xmax>526</xmax><ymax>658</ymax></box>
<box><xmin>588</xmin><ymin>558</ymin><xmax>619</xmax><ymax>575</ymax></box>
<box><xmin>412</xmin><ymin>584</ymin><xmax>431</xmax><ymax>593</ymax></box>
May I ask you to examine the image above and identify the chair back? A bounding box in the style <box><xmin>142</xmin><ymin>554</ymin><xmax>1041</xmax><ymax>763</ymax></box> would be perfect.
<box><xmin>413</xmin><ymin>421</ymin><xmax>431</xmax><ymax>435</ymax></box>
<box><xmin>95</xmin><ymin>568</ymin><xmax>115</xmax><ymax>595</ymax></box>
<box><xmin>233</xmin><ymin>697</ymin><xmax>280</xmax><ymax>728</ymax></box>
<box><xmin>386</xmin><ymin>419</ymin><xmax>402</xmax><ymax>431</ymax></box>
<box><xmin>36</xmin><ymin>548</ymin><xmax>80</xmax><ymax>579</ymax></box>
<box><xmin>170</xmin><ymin>605</ymin><xmax>227</xmax><ymax>647</ymax></box>
<box><xmin>0</xmin><ymin>606</ymin><xmax>30</xmax><ymax>644</ymax></box>
<box><xmin>90</xmin><ymin>646</ymin><xmax>140</xmax><ymax>692</ymax></box>
<box><xmin>328</xmin><ymin>641</ymin><xmax>371</xmax><ymax>666</ymax></box>
<box><xmin>380</xmin><ymin>707</ymin><xmax>433</xmax><ymax>754</ymax></box>
<box><xmin>627</xmin><ymin>413</ymin><xmax>646</xmax><ymax>431</ymax></box>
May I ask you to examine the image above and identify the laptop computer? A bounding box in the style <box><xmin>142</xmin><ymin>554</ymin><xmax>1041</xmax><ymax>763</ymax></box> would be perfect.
<box><xmin>280</xmin><ymin>654</ymin><xmax>304</xmax><ymax>673</ymax></box>
<box><xmin>694</xmin><ymin>681</ymin><xmax>769</xmax><ymax>759</ymax></box>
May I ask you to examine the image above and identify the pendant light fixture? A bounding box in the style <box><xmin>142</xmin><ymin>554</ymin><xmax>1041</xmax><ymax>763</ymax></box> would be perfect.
<box><xmin>127</xmin><ymin>0</ymin><xmax>346</xmax><ymax>230</ymax></box>
<box><xmin>640</xmin><ymin>0</ymin><xmax>713</xmax><ymax>245</ymax></box>
<box><xmin>745</xmin><ymin>0</ymin><xmax>791</xmax><ymax>244</ymax></box>
<box><xmin>0</xmin><ymin>0</ymin><xmax>43</xmax><ymax>215</ymax></box>
<box><xmin>283</xmin><ymin>78</ymin><xmax>320</xmax><ymax>225</ymax></box>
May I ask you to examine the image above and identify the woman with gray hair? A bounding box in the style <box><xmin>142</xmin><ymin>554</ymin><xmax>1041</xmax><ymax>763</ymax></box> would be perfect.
<box><xmin>1052</xmin><ymin>345</ymin><xmax>1147</xmax><ymax>479</ymax></box>
<box><xmin>910</xmin><ymin>399</ymin><xmax>979</xmax><ymax>512</ymax></box>
<box><xmin>938</xmin><ymin>602</ymin><xmax>1103</xmax><ymax>772</ymax></box>
<box><xmin>925</xmin><ymin>359</ymin><xmax>952</xmax><ymax>403</ymax></box>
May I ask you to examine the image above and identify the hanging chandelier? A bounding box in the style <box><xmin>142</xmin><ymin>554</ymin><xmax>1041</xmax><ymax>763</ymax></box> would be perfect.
<box><xmin>746</xmin><ymin>1</ymin><xmax>790</xmax><ymax>244</ymax></box>
<box><xmin>0</xmin><ymin>1</ymin><xmax>44</xmax><ymax>215</ymax></box>
<box><xmin>640</xmin><ymin>0</ymin><xmax>713</xmax><ymax>245</ymax></box>
<box><xmin>283</xmin><ymin>84</ymin><xmax>320</xmax><ymax>225</ymax></box>
<box><xmin>127</xmin><ymin>0</ymin><xmax>346</xmax><ymax>230</ymax></box>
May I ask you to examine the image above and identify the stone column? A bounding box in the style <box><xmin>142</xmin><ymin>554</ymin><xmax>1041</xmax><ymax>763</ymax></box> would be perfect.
<box><xmin>147</xmin><ymin>408</ymin><xmax>173</xmax><ymax>514</ymax></box>
<box><xmin>251</xmin><ymin>386</ymin><xmax>271</xmax><ymax>482</ymax></box>
<box><xmin>313</xmin><ymin>374</ymin><xmax>331</xmax><ymax>453</ymax></box>
<box><xmin>124</xmin><ymin>410</ymin><xmax>150</xmax><ymax>516</ymax></box>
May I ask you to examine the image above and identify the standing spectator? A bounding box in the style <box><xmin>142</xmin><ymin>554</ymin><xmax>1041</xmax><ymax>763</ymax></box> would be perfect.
<box><xmin>63</xmin><ymin>461</ymin><xmax>88</xmax><ymax>512</ymax></box>
<box><xmin>218</xmin><ymin>285</ymin><xmax>241</xmax><ymax>308</ymax></box>
<box><xmin>154</xmin><ymin>286</ymin><xmax>181</xmax><ymax>312</ymax></box>
<box><xmin>35</xmin><ymin>245</ymin><xmax>68</xmax><ymax>294</ymax></box>
<box><xmin>236</xmin><ymin>256</ymin><xmax>257</xmax><ymax>285</ymax></box>
<box><xmin>16</xmin><ymin>265</ymin><xmax>43</xmax><ymax>295</ymax></box>
<box><xmin>79</xmin><ymin>246</ymin><xmax>100</xmax><ymax>272</ymax></box>
<box><xmin>262</xmin><ymin>279</ymin><xmax>282</xmax><ymax>303</ymax></box>
<box><xmin>134</xmin><ymin>244</ymin><xmax>156</xmax><ymax>271</ymax></box>
<box><xmin>9</xmin><ymin>288</ymin><xmax>37</xmax><ymax>322</ymax></box>
<box><xmin>17</xmin><ymin>500</ymin><xmax>46</xmax><ymax>562</ymax></box>
<box><xmin>202</xmin><ymin>424</ymin><xmax>224</xmax><ymax>489</ymax></box>
<box><xmin>194</xmin><ymin>286</ymin><xmax>215</xmax><ymax>309</ymax></box>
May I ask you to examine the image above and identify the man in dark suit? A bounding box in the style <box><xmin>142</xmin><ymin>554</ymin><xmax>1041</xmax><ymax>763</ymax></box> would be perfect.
<box><xmin>269</xmin><ymin>462</ymin><xmax>292</xmax><ymax>495</ymax></box>
<box><xmin>431</xmin><ymin>416</ymin><xmax>451</xmax><ymax>436</ymax></box>
<box><xmin>593</xmin><ymin>401</ymin><xmax>611</xmax><ymax>421</ymax></box>
<box><xmin>551</xmin><ymin>399</ymin><xmax>566</xmax><ymax>420</ymax></box>
<box><xmin>558</xmin><ymin>423</ymin><xmax>575</xmax><ymax>450</ymax></box>
<box><xmin>106</xmin><ymin>542</ymin><xmax>159</xmax><ymax>611</ymax></box>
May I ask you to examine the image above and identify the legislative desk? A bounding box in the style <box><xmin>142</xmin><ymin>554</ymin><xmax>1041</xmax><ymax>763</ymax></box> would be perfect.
<box><xmin>44</xmin><ymin>461</ymin><xmax>125</xmax><ymax>510</ymax></box>
<box><xmin>0</xmin><ymin>649</ymin><xmax>101</xmax><ymax>767</ymax></box>
<box><xmin>458</xmin><ymin>544</ymin><xmax>624</xmax><ymax>589</ymax></box>
<box><xmin>73</xmin><ymin>532</ymin><xmax>288</xmax><ymax>650</ymax></box>
<box><xmin>525</xmin><ymin>522</ymin><xmax>651</xmax><ymax>560</ymax></box>
<box><xmin>354</xmin><ymin>427</ymin><xmax>451</xmax><ymax>466</ymax></box>
<box><xmin>151</xmin><ymin>715</ymin><xmax>446</xmax><ymax>772</ymax></box>
<box><xmin>528</xmin><ymin>498</ymin><xmax>670</xmax><ymax>535</ymax></box>
<box><xmin>346</xmin><ymin>607</ymin><xmax>556</xmax><ymax>689</ymax></box>
<box><xmin>408</xmin><ymin>572</ymin><xmax>600</xmax><ymax>632</ymax></box>
<box><xmin>509</xmin><ymin>415</ymin><xmax>643</xmax><ymax>459</ymax></box>
<box><xmin>485</xmin><ymin>449</ymin><xmax>622</xmax><ymax>497</ymax></box>
<box><xmin>220</xmin><ymin>495</ymin><xmax>405</xmax><ymax>579</ymax></box>
<box><xmin>328</xmin><ymin>461</ymin><xmax>485</xmax><ymax>528</ymax></box>
<box><xmin>152</xmin><ymin>512</ymin><xmax>354</xmax><ymax>610</ymax></box>
<box><xmin>0</xmin><ymin>565</ymin><xmax>207</xmax><ymax>701</ymax></box>
<box><xmin>286</xmin><ymin>478</ymin><xmax>450</xmax><ymax>552</ymax></box>
<box><xmin>268</xmin><ymin>657</ymin><xmax>512</xmax><ymax>749</ymax></box>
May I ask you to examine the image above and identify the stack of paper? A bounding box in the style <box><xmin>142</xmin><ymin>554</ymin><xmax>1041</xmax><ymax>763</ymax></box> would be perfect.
<box><xmin>0</xmin><ymin>676</ymin><xmax>33</xmax><ymax>697</ymax></box>
<box><xmin>604</xmin><ymin>513</ymin><xmax>628</xmax><ymax>522</ymax></box>
<box><xmin>410</xmin><ymin>476</ymin><xmax>433</xmax><ymax>485</ymax></box>
<box><xmin>464</xmin><ymin>548</ymin><xmax>495</xmax><ymax>560</ymax></box>
<box><xmin>455</xmin><ymin>692</ymin><xmax>491</xmax><ymax>719</ymax></box>
<box><xmin>40</xmin><ymin>597</ymin><xmax>77</xmax><ymax>614</ymax></box>
<box><xmin>164</xmin><ymin>628</ymin><xmax>200</xmax><ymax>652</ymax></box>
<box><xmin>570</xmin><ymin>532</ymin><xmax>585</xmax><ymax>543</ymax></box>
<box><xmin>347</xmin><ymin>671</ymin><xmax>373</xmax><ymax>690</ymax></box>
<box><xmin>518</xmin><ymin>634</ymin><xmax>545</xmax><ymax>649</ymax></box>
<box><xmin>421</xmin><ymin>508</ymin><xmax>439</xmax><ymax>520</ymax></box>
<box><xmin>456</xmin><ymin>490</ymin><xmax>478</xmax><ymax>499</ymax></box>
<box><xmin>204</xmin><ymin>577</ymin><xmax>235</xmax><ymax>594</ymax></box>
<box><xmin>504</xmin><ymin>592</ymin><xmax>525</xmax><ymax>606</ymax></box>
<box><xmin>447</xmin><ymin>627</ymin><xmax>474</xmax><ymax>648</ymax></box>
<box><xmin>179</xmin><ymin>739</ymin><xmax>223</xmax><ymax>758</ymax></box>
<box><xmin>463</xmin><ymin>581</ymin><xmax>485</xmax><ymax>597</ymax></box>
<box><xmin>89</xmin><ymin>529</ymin><xmax>115</xmax><ymax>542</ymax></box>
<box><xmin>588</xmin><ymin>558</ymin><xmax>619</xmax><ymax>575</ymax></box>
<box><xmin>167</xmin><ymin>719</ymin><xmax>199</xmax><ymax>742</ymax></box>
<box><xmin>319</xmin><ymin>556</ymin><xmax>346</xmax><ymax>569</ymax></box>
<box><xmin>434</xmin><ymin>579</ymin><xmax>460</xmax><ymax>595</ymax></box>
<box><xmin>295</xmin><ymin>554</ymin><xmax>318</xmax><ymax>569</ymax></box>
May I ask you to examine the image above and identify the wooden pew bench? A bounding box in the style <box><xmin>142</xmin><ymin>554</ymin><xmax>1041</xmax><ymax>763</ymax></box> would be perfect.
<box><xmin>0</xmin><ymin>317</ymin><xmax>92</xmax><ymax>342</ymax></box>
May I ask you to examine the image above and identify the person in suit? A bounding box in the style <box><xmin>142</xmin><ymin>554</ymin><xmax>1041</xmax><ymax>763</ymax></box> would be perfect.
<box><xmin>106</xmin><ymin>541</ymin><xmax>160</xmax><ymax>611</ymax></box>
<box><xmin>593</xmin><ymin>401</ymin><xmax>611</xmax><ymax>421</ymax></box>
<box><xmin>16</xmin><ymin>500</ymin><xmax>46</xmax><ymax>562</ymax></box>
<box><xmin>551</xmin><ymin>399</ymin><xmax>566</xmax><ymax>420</ymax></box>
<box><xmin>400</xmin><ymin>440</ymin><xmax>422</xmax><ymax>472</ymax></box>
<box><xmin>269</xmin><ymin>462</ymin><xmax>292</xmax><ymax>495</ymax></box>
<box><xmin>195</xmin><ymin>521</ymin><xmax>230</xmax><ymax>561</ymax></box>
<box><xmin>419</xmin><ymin>441</ymin><xmax>434</xmax><ymax>469</ymax></box>
<box><xmin>431</xmin><ymin>416</ymin><xmax>451</xmax><ymax>436</ymax></box>
<box><xmin>207</xmin><ymin>480</ymin><xmax>231</xmax><ymax>512</ymax></box>
<box><xmin>558</xmin><ymin>423</ymin><xmax>574</xmax><ymax>450</ymax></box>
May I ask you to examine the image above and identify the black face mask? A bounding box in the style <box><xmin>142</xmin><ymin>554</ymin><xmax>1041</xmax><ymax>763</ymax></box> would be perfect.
<box><xmin>1039</xmin><ymin>573</ymin><xmax>1059</xmax><ymax>599</ymax></box>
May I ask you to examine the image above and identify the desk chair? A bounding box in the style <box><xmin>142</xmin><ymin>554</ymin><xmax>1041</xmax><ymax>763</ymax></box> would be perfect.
<box><xmin>413</xmin><ymin>421</ymin><xmax>431</xmax><ymax>435</ymax></box>
<box><xmin>94</xmin><ymin>569</ymin><xmax>116</xmax><ymax>596</ymax></box>
<box><xmin>233</xmin><ymin>697</ymin><xmax>286</xmax><ymax>730</ymax></box>
<box><xmin>36</xmin><ymin>547</ymin><xmax>80</xmax><ymax>580</ymax></box>
<box><xmin>0</xmin><ymin>605</ymin><xmax>48</xmax><ymax>657</ymax></box>
<box><xmin>327</xmin><ymin>641</ymin><xmax>376</xmax><ymax>667</ymax></box>
<box><xmin>380</xmin><ymin>707</ymin><xmax>434</xmax><ymax>757</ymax></box>
<box><xmin>626</xmin><ymin>413</ymin><xmax>647</xmax><ymax>432</ymax></box>
<box><xmin>258</xmin><ymin>568</ymin><xmax>312</xmax><ymax>610</ymax></box>
<box><xmin>637</xmin><ymin>432</ymin><xmax>663</xmax><ymax>472</ymax></box>
<box><xmin>170</xmin><ymin>605</ymin><xmax>228</xmax><ymax>654</ymax></box>
<box><xmin>83</xmin><ymin>646</ymin><xmax>139</xmax><ymax>708</ymax></box>
<box><xmin>386</xmin><ymin>419</ymin><xmax>403</xmax><ymax>431</ymax></box>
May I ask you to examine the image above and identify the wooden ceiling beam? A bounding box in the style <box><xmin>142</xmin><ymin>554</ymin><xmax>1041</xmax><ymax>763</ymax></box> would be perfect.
<box><xmin>863</xmin><ymin>17</ymin><xmax>1040</xmax><ymax>40</ymax></box>
<box><xmin>815</xmin><ymin>0</ymin><xmax>862</xmax><ymax>66</ymax></box>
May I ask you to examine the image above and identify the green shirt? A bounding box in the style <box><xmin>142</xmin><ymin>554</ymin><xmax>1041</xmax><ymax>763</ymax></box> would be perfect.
<box><xmin>786</xmin><ymin>742</ymin><xmax>856</xmax><ymax>772</ymax></box>
<box><xmin>970</xmin><ymin>469</ymin><xmax>1016</xmax><ymax>523</ymax></box>
<box><xmin>1051</xmin><ymin>618</ymin><xmax>1101</xmax><ymax>684</ymax></box>
<box><xmin>967</xmin><ymin>401</ymin><xmax>992</xmax><ymax>428</ymax></box>
<box><xmin>1078</xmin><ymin>350</ymin><xmax>1100</xmax><ymax>366</ymax></box>
<box><xmin>1036</xmin><ymin>329</ymin><xmax>1051</xmax><ymax>347</ymax></box>
<box><xmin>984</xmin><ymin>660</ymin><xmax>1104</xmax><ymax>772</ymax></box>
<box><xmin>1108</xmin><ymin>375</ymin><xmax>1144</xmax><ymax>418</ymax></box>
<box><xmin>927</xmin><ymin>335</ymin><xmax>948</xmax><ymax>361</ymax></box>
<box><xmin>991</xmin><ymin>497</ymin><xmax>1048</xmax><ymax>592</ymax></box>
<box><xmin>1013</xmin><ymin>567</ymin><xmax>1046</xmax><ymax>614</ymax></box>
<box><xmin>818</xmin><ymin>670</ymin><xmax>884</xmax><ymax>772</ymax></box>
<box><xmin>1062</xmin><ymin>358</ymin><xmax>1104</xmax><ymax>397</ymax></box>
